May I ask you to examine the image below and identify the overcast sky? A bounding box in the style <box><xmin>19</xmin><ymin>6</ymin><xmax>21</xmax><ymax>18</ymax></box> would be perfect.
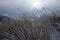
<box><xmin>0</xmin><ymin>0</ymin><xmax>60</xmax><ymax>18</ymax></box>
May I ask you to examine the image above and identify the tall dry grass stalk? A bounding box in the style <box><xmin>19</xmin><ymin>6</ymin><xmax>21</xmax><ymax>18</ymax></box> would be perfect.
<box><xmin>2</xmin><ymin>13</ymin><xmax>50</xmax><ymax>40</ymax></box>
<box><xmin>1</xmin><ymin>8</ymin><xmax>60</xmax><ymax>40</ymax></box>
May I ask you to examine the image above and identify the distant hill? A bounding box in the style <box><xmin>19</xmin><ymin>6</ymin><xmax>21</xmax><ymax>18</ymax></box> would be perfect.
<box><xmin>0</xmin><ymin>15</ymin><xmax>14</xmax><ymax>24</ymax></box>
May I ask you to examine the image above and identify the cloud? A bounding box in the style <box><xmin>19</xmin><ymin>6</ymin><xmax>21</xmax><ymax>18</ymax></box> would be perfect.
<box><xmin>0</xmin><ymin>0</ymin><xmax>32</xmax><ymax>9</ymax></box>
<box><xmin>0</xmin><ymin>0</ymin><xmax>60</xmax><ymax>17</ymax></box>
<box><xmin>43</xmin><ymin>0</ymin><xmax>60</xmax><ymax>9</ymax></box>
<box><xmin>0</xmin><ymin>0</ymin><xmax>60</xmax><ymax>10</ymax></box>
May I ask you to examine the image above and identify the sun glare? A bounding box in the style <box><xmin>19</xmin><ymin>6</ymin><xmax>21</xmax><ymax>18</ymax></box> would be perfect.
<box><xmin>32</xmin><ymin>3</ymin><xmax>39</xmax><ymax>7</ymax></box>
<box><xmin>31</xmin><ymin>0</ymin><xmax>42</xmax><ymax>9</ymax></box>
<box><xmin>33</xmin><ymin>2</ymin><xmax>42</xmax><ymax>8</ymax></box>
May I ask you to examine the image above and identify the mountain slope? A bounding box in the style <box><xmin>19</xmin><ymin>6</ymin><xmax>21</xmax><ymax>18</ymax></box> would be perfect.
<box><xmin>0</xmin><ymin>15</ymin><xmax>14</xmax><ymax>24</ymax></box>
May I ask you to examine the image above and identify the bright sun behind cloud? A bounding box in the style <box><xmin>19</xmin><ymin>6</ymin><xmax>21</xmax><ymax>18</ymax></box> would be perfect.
<box><xmin>31</xmin><ymin>0</ymin><xmax>43</xmax><ymax>9</ymax></box>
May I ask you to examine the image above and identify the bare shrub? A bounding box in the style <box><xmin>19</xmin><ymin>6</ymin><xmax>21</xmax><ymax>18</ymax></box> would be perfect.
<box><xmin>1</xmin><ymin>9</ymin><xmax>58</xmax><ymax>40</ymax></box>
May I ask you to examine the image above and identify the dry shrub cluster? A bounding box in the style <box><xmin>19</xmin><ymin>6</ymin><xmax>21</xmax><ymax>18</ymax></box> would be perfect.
<box><xmin>2</xmin><ymin>14</ymin><xmax>50</xmax><ymax>40</ymax></box>
<box><xmin>0</xmin><ymin>9</ymin><xmax>60</xmax><ymax>40</ymax></box>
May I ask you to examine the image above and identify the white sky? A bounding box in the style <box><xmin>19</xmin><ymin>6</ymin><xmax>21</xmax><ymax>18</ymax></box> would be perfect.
<box><xmin>0</xmin><ymin>0</ymin><xmax>59</xmax><ymax>9</ymax></box>
<box><xmin>0</xmin><ymin>0</ymin><xmax>60</xmax><ymax>17</ymax></box>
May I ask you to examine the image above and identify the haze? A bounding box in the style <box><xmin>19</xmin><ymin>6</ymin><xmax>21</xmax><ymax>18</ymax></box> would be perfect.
<box><xmin>0</xmin><ymin>0</ymin><xmax>60</xmax><ymax>18</ymax></box>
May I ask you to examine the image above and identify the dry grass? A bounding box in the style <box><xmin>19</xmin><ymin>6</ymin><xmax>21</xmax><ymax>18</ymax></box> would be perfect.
<box><xmin>0</xmin><ymin>9</ymin><xmax>60</xmax><ymax>40</ymax></box>
<box><xmin>3</xmin><ymin>14</ymin><xmax>50</xmax><ymax>40</ymax></box>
